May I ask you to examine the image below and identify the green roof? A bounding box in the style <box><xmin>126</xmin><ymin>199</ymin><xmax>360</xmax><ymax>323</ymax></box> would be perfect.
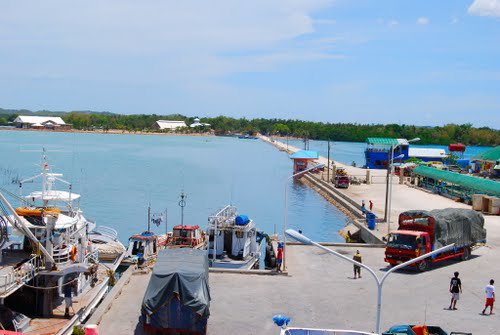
<box><xmin>413</xmin><ymin>166</ymin><xmax>500</xmax><ymax>196</ymax></box>
<box><xmin>366</xmin><ymin>138</ymin><xmax>399</xmax><ymax>146</ymax></box>
<box><xmin>473</xmin><ymin>146</ymin><xmax>500</xmax><ymax>162</ymax></box>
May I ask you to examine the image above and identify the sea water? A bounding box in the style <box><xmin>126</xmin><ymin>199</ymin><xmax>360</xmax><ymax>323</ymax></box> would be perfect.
<box><xmin>0</xmin><ymin>130</ymin><xmax>349</xmax><ymax>243</ymax></box>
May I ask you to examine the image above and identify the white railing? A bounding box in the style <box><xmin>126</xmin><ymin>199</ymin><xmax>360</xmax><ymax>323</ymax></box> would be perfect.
<box><xmin>0</xmin><ymin>256</ymin><xmax>41</xmax><ymax>296</ymax></box>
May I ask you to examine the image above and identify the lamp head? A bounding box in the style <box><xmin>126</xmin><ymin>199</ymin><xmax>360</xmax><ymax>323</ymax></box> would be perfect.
<box><xmin>285</xmin><ymin>229</ymin><xmax>312</xmax><ymax>245</ymax></box>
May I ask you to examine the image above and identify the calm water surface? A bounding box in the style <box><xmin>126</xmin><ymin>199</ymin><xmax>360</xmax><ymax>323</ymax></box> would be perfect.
<box><xmin>0</xmin><ymin>131</ymin><xmax>349</xmax><ymax>243</ymax></box>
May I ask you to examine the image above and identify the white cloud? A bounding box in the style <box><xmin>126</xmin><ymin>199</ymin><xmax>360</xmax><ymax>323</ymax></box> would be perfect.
<box><xmin>451</xmin><ymin>16</ymin><xmax>459</xmax><ymax>24</ymax></box>
<box><xmin>416</xmin><ymin>17</ymin><xmax>430</xmax><ymax>25</ymax></box>
<box><xmin>468</xmin><ymin>0</ymin><xmax>500</xmax><ymax>17</ymax></box>
<box><xmin>388</xmin><ymin>20</ymin><xmax>399</xmax><ymax>27</ymax></box>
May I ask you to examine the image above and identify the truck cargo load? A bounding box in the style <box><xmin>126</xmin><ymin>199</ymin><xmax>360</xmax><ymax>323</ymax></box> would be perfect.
<box><xmin>399</xmin><ymin>208</ymin><xmax>486</xmax><ymax>248</ymax></box>
<box><xmin>142</xmin><ymin>248</ymin><xmax>210</xmax><ymax>334</ymax></box>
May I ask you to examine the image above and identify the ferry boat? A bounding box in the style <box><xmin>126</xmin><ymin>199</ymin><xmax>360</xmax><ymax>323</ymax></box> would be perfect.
<box><xmin>0</xmin><ymin>154</ymin><xmax>124</xmax><ymax>334</ymax></box>
<box><xmin>206</xmin><ymin>205</ymin><xmax>264</xmax><ymax>270</ymax></box>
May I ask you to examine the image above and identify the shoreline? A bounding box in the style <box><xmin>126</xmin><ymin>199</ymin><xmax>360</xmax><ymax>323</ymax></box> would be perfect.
<box><xmin>0</xmin><ymin>126</ymin><xmax>214</xmax><ymax>137</ymax></box>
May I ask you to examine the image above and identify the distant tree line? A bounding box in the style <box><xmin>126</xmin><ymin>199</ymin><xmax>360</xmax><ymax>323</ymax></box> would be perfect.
<box><xmin>0</xmin><ymin>109</ymin><xmax>498</xmax><ymax>146</ymax></box>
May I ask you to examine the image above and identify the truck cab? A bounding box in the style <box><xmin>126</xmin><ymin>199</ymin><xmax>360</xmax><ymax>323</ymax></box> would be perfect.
<box><xmin>385</xmin><ymin>230</ymin><xmax>431</xmax><ymax>270</ymax></box>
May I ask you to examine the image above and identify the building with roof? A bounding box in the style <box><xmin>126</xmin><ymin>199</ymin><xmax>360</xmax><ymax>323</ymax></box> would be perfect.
<box><xmin>365</xmin><ymin>137</ymin><xmax>447</xmax><ymax>169</ymax></box>
<box><xmin>289</xmin><ymin>150</ymin><xmax>320</xmax><ymax>175</ymax></box>
<box><xmin>13</xmin><ymin>115</ymin><xmax>70</xmax><ymax>130</ymax></box>
<box><xmin>189</xmin><ymin>117</ymin><xmax>211</xmax><ymax>128</ymax></box>
<box><xmin>154</xmin><ymin>120</ymin><xmax>187</xmax><ymax>130</ymax></box>
<box><xmin>412</xmin><ymin>165</ymin><xmax>500</xmax><ymax>202</ymax></box>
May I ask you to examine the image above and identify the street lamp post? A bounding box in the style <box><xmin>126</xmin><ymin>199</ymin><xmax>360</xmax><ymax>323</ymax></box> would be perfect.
<box><xmin>285</xmin><ymin>229</ymin><xmax>454</xmax><ymax>334</ymax></box>
<box><xmin>283</xmin><ymin>163</ymin><xmax>325</xmax><ymax>271</ymax></box>
<box><xmin>384</xmin><ymin>138</ymin><xmax>420</xmax><ymax>234</ymax></box>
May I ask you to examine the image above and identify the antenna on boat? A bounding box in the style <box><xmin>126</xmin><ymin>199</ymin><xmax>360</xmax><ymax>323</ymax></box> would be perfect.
<box><xmin>147</xmin><ymin>203</ymin><xmax>151</xmax><ymax>233</ymax></box>
<box><xmin>179</xmin><ymin>192</ymin><xmax>186</xmax><ymax>228</ymax></box>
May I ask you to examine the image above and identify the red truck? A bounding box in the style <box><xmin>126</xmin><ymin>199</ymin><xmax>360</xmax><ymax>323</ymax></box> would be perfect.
<box><xmin>384</xmin><ymin>208</ymin><xmax>486</xmax><ymax>271</ymax></box>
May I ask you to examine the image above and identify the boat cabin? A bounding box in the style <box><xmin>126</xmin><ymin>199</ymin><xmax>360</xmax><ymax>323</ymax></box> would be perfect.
<box><xmin>168</xmin><ymin>225</ymin><xmax>205</xmax><ymax>248</ymax></box>
<box><xmin>126</xmin><ymin>232</ymin><xmax>159</xmax><ymax>261</ymax></box>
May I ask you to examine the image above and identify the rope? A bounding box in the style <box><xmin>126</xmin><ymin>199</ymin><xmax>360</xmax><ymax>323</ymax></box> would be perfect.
<box><xmin>22</xmin><ymin>276</ymin><xmax>80</xmax><ymax>290</ymax></box>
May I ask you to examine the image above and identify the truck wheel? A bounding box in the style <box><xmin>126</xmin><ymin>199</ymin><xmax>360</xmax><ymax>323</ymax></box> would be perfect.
<box><xmin>461</xmin><ymin>247</ymin><xmax>471</xmax><ymax>261</ymax></box>
<box><xmin>417</xmin><ymin>259</ymin><xmax>430</xmax><ymax>272</ymax></box>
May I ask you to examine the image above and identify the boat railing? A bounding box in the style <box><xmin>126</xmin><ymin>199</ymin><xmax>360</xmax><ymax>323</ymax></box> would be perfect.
<box><xmin>0</xmin><ymin>255</ymin><xmax>41</xmax><ymax>295</ymax></box>
<box><xmin>85</xmin><ymin>249</ymin><xmax>99</xmax><ymax>264</ymax></box>
<box><xmin>208</xmin><ymin>205</ymin><xmax>237</xmax><ymax>224</ymax></box>
<box><xmin>91</xmin><ymin>226</ymin><xmax>118</xmax><ymax>241</ymax></box>
<box><xmin>53</xmin><ymin>245</ymin><xmax>72</xmax><ymax>264</ymax></box>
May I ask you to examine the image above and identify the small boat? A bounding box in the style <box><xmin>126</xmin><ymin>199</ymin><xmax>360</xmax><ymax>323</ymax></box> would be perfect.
<box><xmin>122</xmin><ymin>206</ymin><xmax>168</xmax><ymax>265</ymax></box>
<box><xmin>206</xmin><ymin>205</ymin><xmax>264</xmax><ymax>270</ymax></box>
<box><xmin>88</xmin><ymin>226</ymin><xmax>126</xmax><ymax>261</ymax></box>
<box><xmin>123</xmin><ymin>231</ymin><xmax>168</xmax><ymax>265</ymax></box>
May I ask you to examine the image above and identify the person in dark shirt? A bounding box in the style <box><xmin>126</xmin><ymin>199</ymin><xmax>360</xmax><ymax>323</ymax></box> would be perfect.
<box><xmin>449</xmin><ymin>271</ymin><xmax>462</xmax><ymax>310</ymax></box>
<box><xmin>353</xmin><ymin>250</ymin><xmax>362</xmax><ymax>279</ymax></box>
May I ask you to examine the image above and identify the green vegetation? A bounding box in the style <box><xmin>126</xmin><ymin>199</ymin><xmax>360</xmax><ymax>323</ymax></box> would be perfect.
<box><xmin>1</xmin><ymin>108</ymin><xmax>498</xmax><ymax>146</ymax></box>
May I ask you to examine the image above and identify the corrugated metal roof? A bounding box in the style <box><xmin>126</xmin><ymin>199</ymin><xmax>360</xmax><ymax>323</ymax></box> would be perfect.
<box><xmin>366</xmin><ymin>138</ymin><xmax>409</xmax><ymax>146</ymax></box>
<box><xmin>156</xmin><ymin>120</ymin><xmax>187</xmax><ymax>129</ymax></box>
<box><xmin>14</xmin><ymin>115</ymin><xmax>66</xmax><ymax>125</ymax></box>
<box><xmin>413</xmin><ymin>166</ymin><xmax>500</xmax><ymax>196</ymax></box>
<box><xmin>473</xmin><ymin>146</ymin><xmax>500</xmax><ymax>162</ymax></box>
<box><xmin>289</xmin><ymin>150</ymin><xmax>319</xmax><ymax>159</ymax></box>
<box><xmin>409</xmin><ymin>148</ymin><xmax>447</xmax><ymax>158</ymax></box>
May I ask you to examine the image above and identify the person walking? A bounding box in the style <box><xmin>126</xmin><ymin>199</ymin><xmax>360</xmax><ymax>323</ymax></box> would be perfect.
<box><xmin>361</xmin><ymin>200</ymin><xmax>366</xmax><ymax>215</ymax></box>
<box><xmin>63</xmin><ymin>280</ymin><xmax>75</xmax><ymax>318</ymax></box>
<box><xmin>353</xmin><ymin>250</ymin><xmax>362</xmax><ymax>279</ymax></box>
<box><xmin>369</xmin><ymin>200</ymin><xmax>373</xmax><ymax>211</ymax></box>
<box><xmin>449</xmin><ymin>271</ymin><xmax>462</xmax><ymax>310</ymax></box>
<box><xmin>482</xmin><ymin>279</ymin><xmax>495</xmax><ymax>315</ymax></box>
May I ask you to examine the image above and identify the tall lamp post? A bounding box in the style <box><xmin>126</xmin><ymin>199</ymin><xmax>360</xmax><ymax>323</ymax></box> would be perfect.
<box><xmin>383</xmin><ymin>138</ymin><xmax>420</xmax><ymax>233</ymax></box>
<box><xmin>286</xmin><ymin>229</ymin><xmax>454</xmax><ymax>334</ymax></box>
<box><xmin>283</xmin><ymin>163</ymin><xmax>325</xmax><ymax>271</ymax></box>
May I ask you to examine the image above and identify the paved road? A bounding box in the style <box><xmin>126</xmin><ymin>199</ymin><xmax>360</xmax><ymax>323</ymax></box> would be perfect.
<box><xmin>98</xmin><ymin>227</ymin><xmax>499</xmax><ymax>335</ymax></box>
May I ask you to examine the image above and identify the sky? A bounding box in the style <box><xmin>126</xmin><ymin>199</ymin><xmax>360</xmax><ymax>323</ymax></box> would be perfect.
<box><xmin>1</xmin><ymin>0</ymin><xmax>500</xmax><ymax>127</ymax></box>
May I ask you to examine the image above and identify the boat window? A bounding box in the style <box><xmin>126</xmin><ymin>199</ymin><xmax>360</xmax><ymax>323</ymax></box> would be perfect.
<box><xmin>235</xmin><ymin>231</ymin><xmax>244</xmax><ymax>238</ymax></box>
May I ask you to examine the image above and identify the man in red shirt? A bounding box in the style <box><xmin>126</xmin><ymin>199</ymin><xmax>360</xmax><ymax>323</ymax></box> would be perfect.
<box><xmin>276</xmin><ymin>247</ymin><xmax>283</xmax><ymax>273</ymax></box>
<box><xmin>369</xmin><ymin>200</ymin><xmax>373</xmax><ymax>211</ymax></box>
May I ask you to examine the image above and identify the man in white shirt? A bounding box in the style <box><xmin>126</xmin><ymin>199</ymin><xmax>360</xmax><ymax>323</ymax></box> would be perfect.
<box><xmin>482</xmin><ymin>279</ymin><xmax>495</xmax><ymax>315</ymax></box>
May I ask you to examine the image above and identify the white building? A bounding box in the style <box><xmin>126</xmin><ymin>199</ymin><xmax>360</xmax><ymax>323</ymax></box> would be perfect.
<box><xmin>154</xmin><ymin>120</ymin><xmax>187</xmax><ymax>130</ymax></box>
<box><xmin>189</xmin><ymin>117</ymin><xmax>211</xmax><ymax>128</ymax></box>
<box><xmin>14</xmin><ymin>116</ymin><xmax>69</xmax><ymax>129</ymax></box>
<box><xmin>408</xmin><ymin>148</ymin><xmax>447</xmax><ymax>160</ymax></box>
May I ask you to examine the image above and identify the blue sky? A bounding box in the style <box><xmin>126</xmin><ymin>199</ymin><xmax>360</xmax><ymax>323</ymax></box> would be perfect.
<box><xmin>1</xmin><ymin>0</ymin><xmax>499</xmax><ymax>127</ymax></box>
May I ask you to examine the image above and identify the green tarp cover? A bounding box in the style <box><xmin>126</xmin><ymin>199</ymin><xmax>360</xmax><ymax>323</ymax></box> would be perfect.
<box><xmin>400</xmin><ymin>208</ymin><xmax>486</xmax><ymax>248</ymax></box>
<box><xmin>473</xmin><ymin>146</ymin><xmax>500</xmax><ymax>162</ymax></box>
<box><xmin>366</xmin><ymin>138</ymin><xmax>399</xmax><ymax>146</ymax></box>
<box><xmin>413</xmin><ymin>165</ymin><xmax>500</xmax><ymax>196</ymax></box>
<box><xmin>142</xmin><ymin>248</ymin><xmax>210</xmax><ymax>318</ymax></box>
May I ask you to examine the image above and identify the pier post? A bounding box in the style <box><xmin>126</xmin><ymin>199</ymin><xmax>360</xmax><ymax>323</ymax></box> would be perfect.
<box><xmin>365</xmin><ymin>169</ymin><xmax>371</xmax><ymax>185</ymax></box>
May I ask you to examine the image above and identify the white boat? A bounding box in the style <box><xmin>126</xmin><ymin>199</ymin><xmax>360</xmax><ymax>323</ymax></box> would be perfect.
<box><xmin>206</xmin><ymin>205</ymin><xmax>264</xmax><ymax>270</ymax></box>
<box><xmin>0</xmin><ymin>153</ymin><xmax>125</xmax><ymax>334</ymax></box>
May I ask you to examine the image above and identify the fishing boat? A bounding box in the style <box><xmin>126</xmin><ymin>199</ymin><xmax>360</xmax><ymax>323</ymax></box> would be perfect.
<box><xmin>0</xmin><ymin>153</ymin><xmax>124</xmax><ymax>334</ymax></box>
<box><xmin>122</xmin><ymin>206</ymin><xmax>168</xmax><ymax>265</ymax></box>
<box><xmin>206</xmin><ymin>205</ymin><xmax>264</xmax><ymax>270</ymax></box>
<box><xmin>164</xmin><ymin>192</ymin><xmax>206</xmax><ymax>250</ymax></box>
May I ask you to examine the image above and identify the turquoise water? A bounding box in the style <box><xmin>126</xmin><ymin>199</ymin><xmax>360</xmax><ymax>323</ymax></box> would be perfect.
<box><xmin>0</xmin><ymin>131</ymin><xmax>349</xmax><ymax>243</ymax></box>
<box><xmin>285</xmin><ymin>139</ymin><xmax>493</xmax><ymax>167</ymax></box>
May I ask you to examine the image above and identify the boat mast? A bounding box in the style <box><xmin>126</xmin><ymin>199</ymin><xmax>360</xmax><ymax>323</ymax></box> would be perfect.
<box><xmin>147</xmin><ymin>203</ymin><xmax>151</xmax><ymax>233</ymax></box>
<box><xmin>179</xmin><ymin>192</ymin><xmax>186</xmax><ymax>228</ymax></box>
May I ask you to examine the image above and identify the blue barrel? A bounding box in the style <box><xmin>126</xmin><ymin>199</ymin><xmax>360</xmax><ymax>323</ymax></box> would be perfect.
<box><xmin>366</xmin><ymin>212</ymin><xmax>376</xmax><ymax>230</ymax></box>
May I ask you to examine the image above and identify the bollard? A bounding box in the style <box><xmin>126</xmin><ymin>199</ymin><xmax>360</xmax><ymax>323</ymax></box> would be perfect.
<box><xmin>84</xmin><ymin>324</ymin><xmax>99</xmax><ymax>335</ymax></box>
<box><xmin>365</xmin><ymin>168</ymin><xmax>371</xmax><ymax>185</ymax></box>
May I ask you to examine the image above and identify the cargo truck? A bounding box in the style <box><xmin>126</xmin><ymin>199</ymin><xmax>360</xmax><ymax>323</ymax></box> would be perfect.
<box><xmin>384</xmin><ymin>208</ymin><xmax>486</xmax><ymax>271</ymax></box>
